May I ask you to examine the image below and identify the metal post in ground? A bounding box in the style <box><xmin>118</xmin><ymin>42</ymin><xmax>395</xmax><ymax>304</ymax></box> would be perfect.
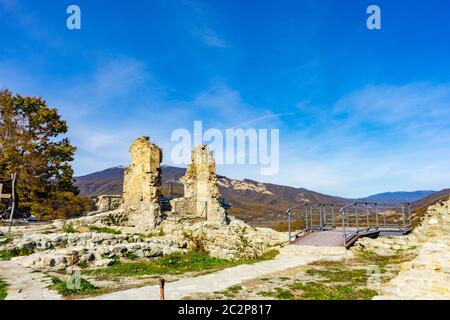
<box><xmin>408</xmin><ymin>204</ymin><xmax>412</xmax><ymax>228</ymax></box>
<box><xmin>342</xmin><ymin>208</ymin><xmax>347</xmax><ymax>247</ymax></box>
<box><xmin>304</xmin><ymin>205</ymin><xmax>308</xmax><ymax>231</ymax></box>
<box><xmin>401</xmin><ymin>204</ymin><xmax>406</xmax><ymax>231</ymax></box>
<box><xmin>375</xmin><ymin>204</ymin><xmax>379</xmax><ymax>229</ymax></box>
<box><xmin>319</xmin><ymin>205</ymin><xmax>323</xmax><ymax>230</ymax></box>
<box><xmin>365</xmin><ymin>204</ymin><xmax>370</xmax><ymax>230</ymax></box>
<box><xmin>332</xmin><ymin>205</ymin><xmax>335</xmax><ymax>228</ymax></box>
<box><xmin>288</xmin><ymin>210</ymin><xmax>292</xmax><ymax>243</ymax></box>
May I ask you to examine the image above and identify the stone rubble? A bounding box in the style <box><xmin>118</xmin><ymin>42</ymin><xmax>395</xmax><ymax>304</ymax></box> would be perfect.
<box><xmin>1</xmin><ymin>215</ymin><xmax>287</xmax><ymax>270</ymax></box>
<box><xmin>4</xmin><ymin>231</ymin><xmax>183</xmax><ymax>269</ymax></box>
<box><xmin>161</xmin><ymin>217</ymin><xmax>286</xmax><ymax>261</ymax></box>
<box><xmin>352</xmin><ymin>197</ymin><xmax>450</xmax><ymax>300</ymax></box>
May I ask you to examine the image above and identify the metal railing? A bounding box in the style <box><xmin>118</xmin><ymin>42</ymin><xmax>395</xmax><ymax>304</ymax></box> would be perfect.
<box><xmin>285</xmin><ymin>202</ymin><xmax>336</xmax><ymax>242</ymax></box>
<box><xmin>339</xmin><ymin>202</ymin><xmax>412</xmax><ymax>247</ymax></box>
<box><xmin>283</xmin><ymin>201</ymin><xmax>412</xmax><ymax>244</ymax></box>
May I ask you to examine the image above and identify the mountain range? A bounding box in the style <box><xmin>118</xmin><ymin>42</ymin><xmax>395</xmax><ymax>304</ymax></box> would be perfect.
<box><xmin>74</xmin><ymin>166</ymin><xmax>449</xmax><ymax>229</ymax></box>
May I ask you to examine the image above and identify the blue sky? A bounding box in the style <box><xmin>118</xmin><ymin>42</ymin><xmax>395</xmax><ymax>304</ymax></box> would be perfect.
<box><xmin>1</xmin><ymin>0</ymin><xmax>450</xmax><ymax>197</ymax></box>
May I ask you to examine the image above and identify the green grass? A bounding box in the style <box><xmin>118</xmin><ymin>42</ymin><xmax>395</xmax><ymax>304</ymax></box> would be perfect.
<box><xmin>226</xmin><ymin>285</ymin><xmax>243</xmax><ymax>294</ymax></box>
<box><xmin>305</xmin><ymin>268</ymin><xmax>369</xmax><ymax>285</ymax></box>
<box><xmin>49</xmin><ymin>276</ymin><xmax>101</xmax><ymax>297</ymax></box>
<box><xmin>217</xmin><ymin>285</ymin><xmax>243</xmax><ymax>298</ymax></box>
<box><xmin>0</xmin><ymin>279</ymin><xmax>7</xmax><ymax>300</ymax></box>
<box><xmin>84</xmin><ymin>250</ymin><xmax>279</xmax><ymax>277</ymax></box>
<box><xmin>356</xmin><ymin>250</ymin><xmax>415</xmax><ymax>273</ymax></box>
<box><xmin>124</xmin><ymin>253</ymin><xmax>139</xmax><ymax>260</ymax></box>
<box><xmin>84</xmin><ymin>252</ymin><xmax>235</xmax><ymax>276</ymax></box>
<box><xmin>0</xmin><ymin>237</ymin><xmax>12</xmax><ymax>245</ymax></box>
<box><xmin>289</xmin><ymin>281</ymin><xmax>378</xmax><ymax>300</ymax></box>
<box><xmin>0</xmin><ymin>247</ymin><xmax>34</xmax><ymax>261</ymax></box>
<box><xmin>89</xmin><ymin>226</ymin><xmax>121</xmax><ymax>235</ymax></box>
<box><xmin>309</xmin><ymin>259</ymin><xmax>347</xmax><ymax>268</ymax></box>
<box><xmin>251</xmin><ymin>250</ymin><xmax>415</xmax><ymax>301</ymax></box>
<box><xmin>250</xmin><ymin>249</ymin><xmax>279</xmax><ymax>262</ymax></box>
<box><xmin>258</xmin><ymin>288</ymin><xmax>294</xmax><ymax>300</ymax></box>
<box><xmin>63</xmin><ymin>223</ymin><xmax>76</xmax><ymax>233</ymax></box>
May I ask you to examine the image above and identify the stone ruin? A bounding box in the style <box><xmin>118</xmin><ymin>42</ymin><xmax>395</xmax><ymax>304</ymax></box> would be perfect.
<box><xmin>93</xmin><ymin>138</ymin><xmax>227</xmax><ymax>229</ymax></box>
<box><xmin>120</xmin><ymin>139</ymin><xmax>228</xmax><ymax>225</ymax></box>
<box><xmin>170</xmin><ymin>145</ymin><xmax>227</xmax><ymax>223</ymax></box>
<box><xmin>122</xmin><ymin>136</ymin><xmax>163</xmax><ymax>229</ymax></box>
<box><xmin>95</xmin><ymin>195</ymin><xmax>123</xmax><ymax>212</ymax></box>
<box><xmin>0</xmin><ymin>137</ymin><xmax>285</xmax><ymax>271</ymax></box>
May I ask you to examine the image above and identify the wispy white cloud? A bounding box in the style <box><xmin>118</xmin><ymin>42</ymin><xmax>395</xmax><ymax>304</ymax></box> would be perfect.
<box><xmin>193</xmin><ymin>28</ymin><xmax>227</xmax><ymax>48</ymax></box>
<box><xmin>94</xmin><ymin>57</ymin><xmax>150</xmax><ymax>97</ymax></box>
<box><xmin>334</xmin><ymin>83</ymin><xmax>450</xmax><ymax>126</ymax></box>
<box><xmin>268</xmin><ymin>83</ymin><xmax>450</xmax><ymax>197</ymax></box>
<box><xmin>2</xmin><ymin>54</ymin><xmax>450</xmax><ymax>197</ymax></box>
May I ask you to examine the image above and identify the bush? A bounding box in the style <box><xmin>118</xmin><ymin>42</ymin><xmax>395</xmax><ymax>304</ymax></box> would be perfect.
<box><xmin>183</xmin><ymin>231</ymin><xmax>208</xmax><ymax>255</ymax></box>
<box><xmin>26</xmin><ymin>192</ymin><xmax>94</xmax><ymax>220</ymax></box>
<box><xmin>63</xmin><ymin>223</ymin><xmax>76</xmax><ymax>234</ymax></box>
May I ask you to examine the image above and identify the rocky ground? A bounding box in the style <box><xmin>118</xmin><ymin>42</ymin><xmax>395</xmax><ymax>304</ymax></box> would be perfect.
<box><xmin>354</xmin><ymin>197</ymin><xmax>450</xmax><ymax>299</ymax></box>
<box><xmin>0</xmin><ymin>211</ymin><xmax>287</xmax><ymax>299</ymax></box>
<box><xmin>89</xmin><ymin>245</ymin><xmax>350</xmax><ymax>300</ymax></box>
<box><xmin>1</xmin><ymin>198</ymin><xmax>448</xmax><ymax>300</ymax></box>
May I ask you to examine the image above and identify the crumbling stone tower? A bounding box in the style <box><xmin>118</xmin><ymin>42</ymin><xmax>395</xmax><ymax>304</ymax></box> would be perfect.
<box><xmin>123</xmin><ymin>136</ymin><xmax>163</xmax><ymax>228</ymax></box>
<box><xmin>172</xmin><ymin>145</ymin><xmax>226</xmax><ymax>222</ymax></box>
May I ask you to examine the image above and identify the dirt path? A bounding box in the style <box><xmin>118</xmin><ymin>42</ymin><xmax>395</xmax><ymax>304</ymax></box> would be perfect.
<box><xmin>0</xmin><ymin>259</ymin><xmax>62</xmax><ymax>300</ymax></box>
<box><xmin>89</xmin><ymin>245</ymin><xmax>351</xmax><ymax>300</ymax></box>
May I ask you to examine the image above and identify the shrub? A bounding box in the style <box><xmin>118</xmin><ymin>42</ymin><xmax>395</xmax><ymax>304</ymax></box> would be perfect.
<box><xmin>27</xmin><ymin>192</ymin><xmax>94</xmax><ymax>221</ymax></box>
<box><xmin>183</xmin><ymin>231</ymin><xmax>208</xmax><ymax>255</ymax></box>
<box><xmin>63</xmin><ymin>223</ymin><xmax>76</xmax><ymax>233</ymax></box>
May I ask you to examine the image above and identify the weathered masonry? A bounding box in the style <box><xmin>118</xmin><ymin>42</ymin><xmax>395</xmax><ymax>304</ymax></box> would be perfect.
<box><xmin>171</xmin><ymin>145</ymin><xmax>226</xmax><ymax>223</ymax></box>
<box><xmin>122</xmin><ymin>136</ymin><xmax>163</xmax><ymax>229</ymax></box>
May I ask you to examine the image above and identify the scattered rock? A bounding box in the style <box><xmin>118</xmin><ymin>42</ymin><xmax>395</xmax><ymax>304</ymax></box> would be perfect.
<box><xmin>95</xmin><ymin>259</ymin><xmax>115</xmax><ymax>267</ymax></box>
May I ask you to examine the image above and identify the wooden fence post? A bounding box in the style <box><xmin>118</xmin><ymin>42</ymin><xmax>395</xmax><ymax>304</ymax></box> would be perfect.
<box><xmin>159</xmin><ymin>277</ymin><xmax>165</xmax><ymax>300</ymax></box>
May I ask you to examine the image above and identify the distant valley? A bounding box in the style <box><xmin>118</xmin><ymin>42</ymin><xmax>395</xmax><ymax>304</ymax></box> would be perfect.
<box><xmin>75</xmin><ymin>166</ymin><xmax>449</xmax><ymax>229</ymax></box>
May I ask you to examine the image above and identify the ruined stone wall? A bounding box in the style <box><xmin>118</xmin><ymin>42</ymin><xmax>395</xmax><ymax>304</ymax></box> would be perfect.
<box><xmin>123</xmin><ymin>137</ymin><xmax>163</xmax><ymax>229</ymax></box>
<box><xmin>95</xmin><ymin>195</ymin><xmax>123</xmax><ymax>212</ymax></box>
<box><xmin>171</xmin><ymin>145</ymin><xmax>226</xmax><ymax>222</ymax></box>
